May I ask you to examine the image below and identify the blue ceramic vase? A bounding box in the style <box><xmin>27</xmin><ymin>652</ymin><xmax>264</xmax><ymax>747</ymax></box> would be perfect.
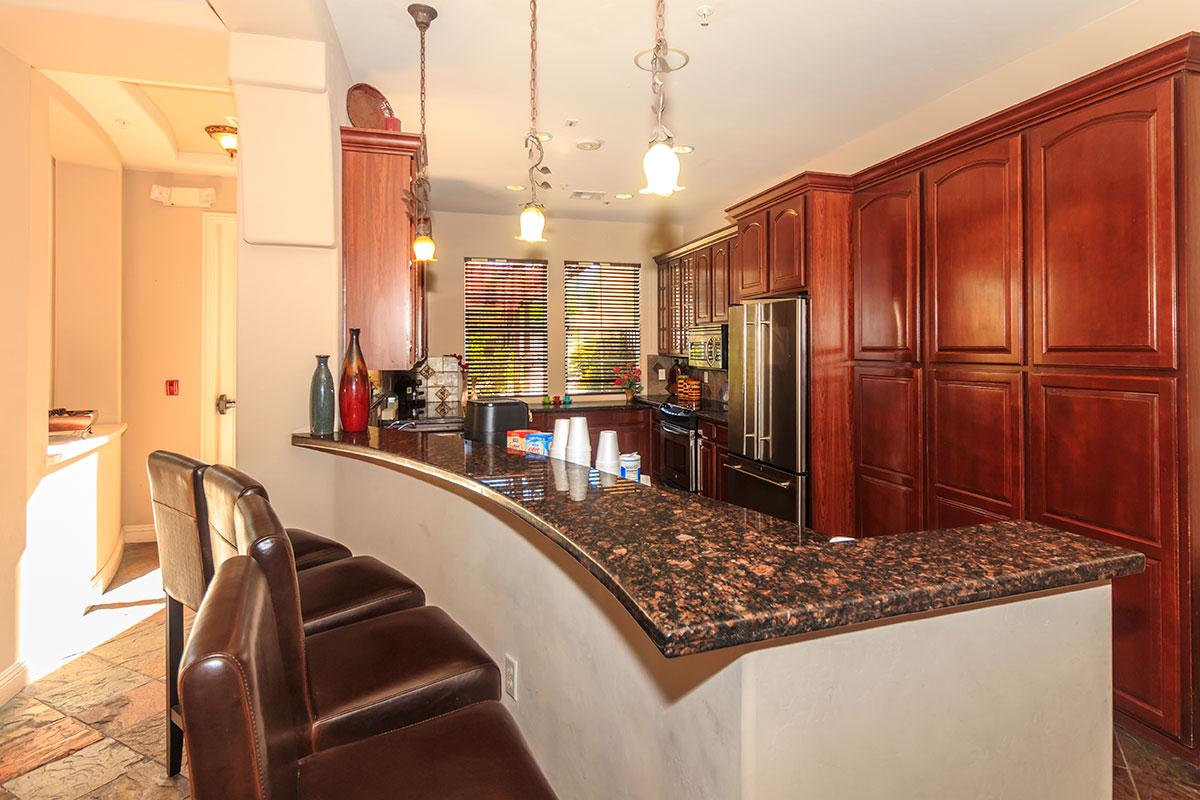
<box><xmin>310</xmin><ymin>355</ymin><xmax>335</xmax><ymax>435</ymax></box>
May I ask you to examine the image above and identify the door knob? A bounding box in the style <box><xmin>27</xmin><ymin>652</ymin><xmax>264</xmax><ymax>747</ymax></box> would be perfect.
<box><xmin>216</xmin><ymin>394</ymin><xmax>237</xmax><ymax>415</ymax></box>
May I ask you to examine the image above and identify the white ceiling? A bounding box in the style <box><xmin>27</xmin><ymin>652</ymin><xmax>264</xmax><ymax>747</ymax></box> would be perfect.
<box><xmin>326</xmin><ymin>0</ymin><xmax>1133</xmax><ymax>226</ymax></box>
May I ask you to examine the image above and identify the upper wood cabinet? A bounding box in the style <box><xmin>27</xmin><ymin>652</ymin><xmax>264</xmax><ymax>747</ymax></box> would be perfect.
<box><xmin>656</xmin><ymin>261</ymin><xmax>672</xmax><ymax>354</ymax></box>
<box><xmin>733</xmin><ymin>210</ymin><xmax>768</xmax><ymax>303</ymax></box>
<box><xmin>1028</xmin><ymin>80</ymin><xmax>1176</xmax><ymax>369</ymax></box>
<box><xmin>853</xmin><ymin>173</ymin><xmax>921</xmax><ymax>362</ymax></box>
<box><xmin>711</xmin><ymin>238</ymin><xmax>731</xmax><ymax>323</ymax></box>
<box><xmin>924</xmin><ymin>136</ymin><xmax>1023</xmax><ymax>365</ymax></box>
<box><xmin>341</xmin><ymin>128</ymin><xmax>426</xmax><ymax>371</ymax></box>
<box><xmin>767</xmin><ymin>195</ymin><xmax>807</xmax><ymax>294</ymax></box>
<box><xmin>693</xmin><ymin>247</ymin><xmax>713</xmax><ymax>325</ymax></box>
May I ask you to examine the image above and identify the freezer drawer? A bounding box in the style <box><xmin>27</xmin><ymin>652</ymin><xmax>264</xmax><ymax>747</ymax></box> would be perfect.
<box><xmin>723</xmin><ymin>452</ymin><xmax>806</xmax><ymax>524</ymax></box>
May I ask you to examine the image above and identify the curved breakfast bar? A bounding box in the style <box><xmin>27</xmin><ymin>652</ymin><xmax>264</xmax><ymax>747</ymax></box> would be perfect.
<box><xmin>295</xmin><ymin>428</ymin><xmax>1142</xmax><ymax>799</ymax></box>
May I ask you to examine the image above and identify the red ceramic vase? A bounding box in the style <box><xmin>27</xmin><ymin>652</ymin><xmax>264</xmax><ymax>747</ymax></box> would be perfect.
<box><xmin>339</xmin><ymin>327</ymin><xmax>370</xmax><ymax>432</ymax></box>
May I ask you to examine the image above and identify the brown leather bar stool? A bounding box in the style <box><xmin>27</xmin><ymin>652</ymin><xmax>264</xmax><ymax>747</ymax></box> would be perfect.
<box><xmin>204</xmin><ymin>464</ymin><xmax>426</xmax><ymax>635</ymax></box>
<box><xmin>180</xmin><ymin>555</ymin><xmax>557</xmax><ymax>800</ymax></box>
<box><xmin>235</xmin><ymin>492</ymin><xmax>501</xmax><ymax>750</ymax></box>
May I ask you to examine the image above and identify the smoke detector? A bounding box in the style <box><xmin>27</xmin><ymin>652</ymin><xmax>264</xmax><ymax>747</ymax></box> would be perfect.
<box><xmin>569</xmin><ymin>190</ymin><xmax>607</xmax><ymax>201</ymax></box>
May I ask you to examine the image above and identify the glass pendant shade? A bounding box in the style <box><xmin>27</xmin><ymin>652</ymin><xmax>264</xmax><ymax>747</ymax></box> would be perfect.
<box><xmin>412</xmin><ymin>233</ymin><xmax>437</xmax><ymax>262</ymax></box>
<box><xmin>516</xmin><ymin>203</ymin><xmax>547</xmax><ymax>242</ymax></box>
<box><xmin>640</xmin><ymin>141</ymin><xmax>683</xmax><ymax>197</ymax></box>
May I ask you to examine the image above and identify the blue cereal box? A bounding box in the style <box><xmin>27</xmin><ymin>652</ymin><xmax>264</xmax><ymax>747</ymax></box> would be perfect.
<box><xmin>525</xmin><ymin>432</ymin><xmax>553</xmax><ymax>456</ymax></box>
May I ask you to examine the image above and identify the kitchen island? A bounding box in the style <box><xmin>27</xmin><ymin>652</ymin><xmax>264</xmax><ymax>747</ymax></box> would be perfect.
<box><xmin>296</xmin><ymin>428</ymin><xmax>1142</xmax><ymax>799</ymax></box>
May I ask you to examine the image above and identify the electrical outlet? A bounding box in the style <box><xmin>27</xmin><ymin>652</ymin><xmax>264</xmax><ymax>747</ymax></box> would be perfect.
<box><xmin>657</xmin><ymin>368</ymin><xmax>667</xmax><ymax>380</ymax></box>
<box><xmin>703</xmin><ymin>371</ymin><xmax>710</xmax><ymax>384</ymax></box>
<box><xmin>504</xmin><ymin>654</ymin><xmax>519</xmax><ymax>700</ymax></box>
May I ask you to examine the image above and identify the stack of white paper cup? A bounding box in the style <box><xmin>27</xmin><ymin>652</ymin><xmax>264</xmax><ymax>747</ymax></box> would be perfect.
<box><xmin>595</xmin><ymin>430</ymin><xmax>620</xmax><ymax>475</ymax></box>
<box><xmin>550</xmin><ymin>418</ymin><xmax>570</xmax><ymax>460</ymax></box>
<box><xmin>565</xmin><ymin>416</ymin><xmax>591</xmax><ymax>466</ymax></box>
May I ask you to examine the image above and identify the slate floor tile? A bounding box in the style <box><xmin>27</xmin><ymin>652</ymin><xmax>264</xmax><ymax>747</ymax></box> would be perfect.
<box><xmin>0</xmin><ymin>716</ymin><xmax>102</xmax><ymax>784</ymax></box>
<box><xmin>2</xmin><ymin>738</ymin><xmax>143</xmax><ymax>800</ymax></box>
<box><xmin>26</xmin><ymin>656</ymin><xmax>149</xmax><ymax>715</ymax></box>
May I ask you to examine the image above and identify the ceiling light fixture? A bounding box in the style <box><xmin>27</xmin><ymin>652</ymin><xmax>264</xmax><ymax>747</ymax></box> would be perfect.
<box><xmin>576</xmin><ymin>139</ymin><xmax>604</xmax><ymax>151</ymax></box>
<box><xmin>205</xmin><ymin>124</ymin><xmax>238</xmax><ymax>158</ymax></box>
<box><xmin>672</xmin><ymin>144</ymin><xmax>694</xmax><ymax>154</ymax></box>
<box><xmin>406</xmin><ymin>4</ymin><xmax>438</xmax><ymax>263</ymax></box>
<box><xmin>639</xmin><ymin>0</ymin><xmax>685</xmax><ymax>197</ymax></box>
<box><xmin>516</xmin><ymin>0</ymin><xmax>551</xmax><ymax>243</ymax></box>
<box><xmin>615</xmin><ymin>193</ymin><xmax>634</xmax><ymax>200</ymax></box>
<box><xmin>506</xmin><ymin>184</ymin><xmax>527</xmax><ymax>192</ymax></box>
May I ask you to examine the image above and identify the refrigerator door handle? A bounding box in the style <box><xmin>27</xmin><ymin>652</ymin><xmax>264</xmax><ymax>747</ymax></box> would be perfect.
<box><xmin>728</xmin><ymin>461</ymin><xmax>793</xmax><ymax>490</ymax></box>
<box><xmin>758</xmin><ymin>311</ymin><xmax>773</xmax><ymax>460</ymax></box>
<box><xmin>742</xmin><ymin>309</ymin><xmax>757</xmax><ymax>453</ymax></box>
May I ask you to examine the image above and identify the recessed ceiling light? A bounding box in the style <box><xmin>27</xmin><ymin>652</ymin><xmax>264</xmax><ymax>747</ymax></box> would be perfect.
<box><xmin>614</xmin><ymin>193</ymin><xmax>634</xmax><ymax>200</ymax></box>
<box><xmin>576</xmin><ymin>138</ymin><xmax>604</xmax><ymax>151</ymax></box>
<box><xmin>672</xmin><ymin>144</ymin><xmax>695</xmax><ymax>154</ymax></box>
<box><xmin>506</xmin><ymin>184</ymin><xmax>526</xmax><ymax>192</ymax></box>
<box><xmin>534</xmin><ymin>131</ymin><xmax>553</xmax><ymax>142</ymax></box>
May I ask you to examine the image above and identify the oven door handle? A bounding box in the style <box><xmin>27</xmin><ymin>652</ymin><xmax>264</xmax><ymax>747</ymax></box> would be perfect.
<box><xmin>661</xmin><ymin>421</ymin><xmax>694</xmax><ymax>438</ymax></box>
<box><xmin>728</xmin><ymin>462</ymin><xmax>792</xmax><ymax>490</ymax></box>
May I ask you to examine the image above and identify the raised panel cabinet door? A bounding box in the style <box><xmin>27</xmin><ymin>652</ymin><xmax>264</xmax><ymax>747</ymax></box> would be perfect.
<box><xmin>924</xmin><ymin>136</ymin><xmax>1023</xmax><ymax>364</ymax></box>
<box><xmin>342</xmin><ymin>136</ymin><xmax>420</xmax><ymax>370</ymax></box>
<box><xmin>681</xmin><ymin>254</ymin><xmax>697</xmax><ymax>332</ymax></box>
<box><xmin>700</xmin><ymin>437</ymin><xmax>718</xmax><ymax>498</ymax></box>
<box><xmin>694</xmin><ymin>247</ymin><xmax>713</xmax><ymax>324</ymax></box>
<box><xmin>1028</xmin><ymin>80</ymin><xmax>1176</xmax><ymax>368</ymax></box>
<box><xmin>853</xmin><ymin>173</ymin><xmax>921</xmax><ymax>361</ymax></box>
<box><xmin>711</xmin><ymin>238</ymin><xmax>731</xmax><ymax>323</ymax></box>
<box><xmin>926</xmin><ymin>368</ymin><xmax>1023</xmax><ymax>525</ymax></box>
<box><xmin>669</xmin><ymin>258</ymin><xmax>683</xmax><ymax>354</ymax></box>
<box><xmin>768</xmin><ymin>195</ymin><xmax>807</xmax><ymax>293</ymax></box>
<box><xmin>657</xmin><ymin>261</ymin><xmax>671</xmax><ymax>354</ymax></box>
<box><xmin>1028</xmin><ymin>371</ymin><xmax>1181</xmax><ymax>737</ymax></box>
<box><xmin>733</xmin><ymin>210</ymin><xmax>769</xmax><ymax>302</ymax></box>
<box><xmin>853</xmin><ymin>364</ymin><xmax>923</xmax><ymax>535</ymax></box>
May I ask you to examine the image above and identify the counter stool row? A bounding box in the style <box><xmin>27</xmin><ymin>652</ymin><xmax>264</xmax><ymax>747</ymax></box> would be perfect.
<box><xmin>147</xmin><ymin>451</ymin><xmax>557</xmax><ymax>800</ymax></box>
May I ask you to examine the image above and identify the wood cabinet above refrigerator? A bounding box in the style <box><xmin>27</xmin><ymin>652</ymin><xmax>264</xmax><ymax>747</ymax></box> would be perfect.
<box><xmin>340</xmin><ymin>127</ymin><xmax>427</xmax><ymax>371</ymax></box>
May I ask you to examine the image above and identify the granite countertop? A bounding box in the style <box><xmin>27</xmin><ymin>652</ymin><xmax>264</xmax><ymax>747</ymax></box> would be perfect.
<box><xmin>293</xmin><ymin>429</ymin><xmax>1144</xmax><ymax>658</ymax></box>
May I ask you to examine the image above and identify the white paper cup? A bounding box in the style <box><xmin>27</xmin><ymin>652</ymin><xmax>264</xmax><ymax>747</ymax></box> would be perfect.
<box><xmin>595</xmin><ymin>459</ymin><xmax>620</xmax><ymax>477</ymax></box>
<box><xmin>596</xmin><ymin>430</ymin><xmax>620</xmax><ymax>465</ymax></box>
<box><xmin>566</xmin><ymin>447</ymin><xmax>592</xmax><ymax>467</ymax></box>
<box><xmin>550</xmin><ymin>418</ymin><xmax>570</xmax><ymax>459</ymax></box>
<box><xmin>567</xmin><ymin>416</ymin><xmax>590</xmax><ymax>451</ymax></box>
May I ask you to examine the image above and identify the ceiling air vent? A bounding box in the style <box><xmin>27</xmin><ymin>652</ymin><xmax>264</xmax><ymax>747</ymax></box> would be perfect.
<box><xmin>569</xmin><ymin>190</ymin><xmax>607</xmax><ymax>201</ymax></box>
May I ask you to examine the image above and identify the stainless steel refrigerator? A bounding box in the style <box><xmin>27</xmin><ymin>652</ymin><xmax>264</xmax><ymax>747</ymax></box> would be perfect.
<box><xmin>726</xmin><ymin>297</ymin><xmax>808</xmax><ymax>524</ymax></box>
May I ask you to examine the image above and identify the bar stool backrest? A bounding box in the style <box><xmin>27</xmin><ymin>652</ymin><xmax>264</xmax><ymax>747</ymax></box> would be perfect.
<box><xmin>147</xmin><ymin>451</ymin><xmax>214</xmax><ymax>610</ymax></box>
<box><xmin>202</xmin><ymin>464</ymin><xmax>270</xmax><ymax>576</ymax></box>
<box><xmin>180</xmin><ymin>556</ymin><xmax>305</xmax><ymax>800</ymax></box>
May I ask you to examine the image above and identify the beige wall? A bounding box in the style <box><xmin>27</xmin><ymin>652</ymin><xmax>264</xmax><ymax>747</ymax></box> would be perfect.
<box><xmin>53</xmin><ymin>162</ymin><xmax>123</xmax><ymax>424</ymax></box>
<box><xmin>120</xmin><ymin>170</ymin><xmax>237</xmax><ymax>528</ymax></box>
<box><xmin>682</xmin><ymin>0</ymin><xmax>1200</xmax><ymax>239</ymax></box>
<box><xmin>426</xmin><ymin>211</ymin><xmax>679</xmax><ymax>398</ymax></box>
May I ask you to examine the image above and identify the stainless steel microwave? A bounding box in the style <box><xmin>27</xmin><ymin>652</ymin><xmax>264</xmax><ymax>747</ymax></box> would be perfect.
<box><xmin>687</xmin><ymin>325</ymin><xmax>727</xmax><ymax>370</ymax></box>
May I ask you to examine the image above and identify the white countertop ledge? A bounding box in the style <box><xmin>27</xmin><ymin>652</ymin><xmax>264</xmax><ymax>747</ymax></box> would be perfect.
<box><xmin>45</xmin><ymin>423</ymin><xmax>128</xmax><ymax>468</ymax></box>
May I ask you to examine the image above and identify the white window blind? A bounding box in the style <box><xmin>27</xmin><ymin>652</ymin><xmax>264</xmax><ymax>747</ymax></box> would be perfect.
<box><xmin>564</xmin><ymin>261</ymin><xmax>641</xmax><ymax>394</ymax></box>
<box><xmin>464</xmin><ymin>258</ymin><xmax>549</xmax><ymax>396</ymax></box>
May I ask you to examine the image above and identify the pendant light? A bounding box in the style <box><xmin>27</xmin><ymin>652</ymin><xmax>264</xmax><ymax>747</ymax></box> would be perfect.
<box><xmin>516</xmin><ymin>0</ymin><xmax>551</xmax><ymax>242</ymax></box>
<box><xmin>408</xmin><ymin>4</ymin><xmax>438</xmax><ymax>262</ymax></box>
<box><xmin>640</xmin><ymin>0</ymin><xmax>684</xmax><ymax>197</ymax></box>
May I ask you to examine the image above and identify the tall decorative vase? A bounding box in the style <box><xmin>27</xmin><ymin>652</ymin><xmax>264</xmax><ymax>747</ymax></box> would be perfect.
<box><xmin>309</xmin><ymin>355</ymin><xmax>335</xmax><ymax>435</ymax></box>
<box><xmin>339</xmin><ymin>328</ymin><xmax>370</xmax><ymax>433</ymax></box>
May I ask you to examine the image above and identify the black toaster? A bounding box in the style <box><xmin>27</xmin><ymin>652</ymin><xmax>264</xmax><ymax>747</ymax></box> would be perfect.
<box><xmin>464</xmin><ymin>398</ymin><xmax>531</xmax><ymax>445</ymax></box>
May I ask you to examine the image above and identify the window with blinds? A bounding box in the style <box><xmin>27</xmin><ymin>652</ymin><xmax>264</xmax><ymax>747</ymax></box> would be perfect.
<box><xmin>564</xmin><ymin>261</ymin><xmax>641</xmax><ymax>394</ymax></box>
<box><xmin>464</xmin><ymin>258</ymin><xmax>549</xmax><ymax>396</ymax></box>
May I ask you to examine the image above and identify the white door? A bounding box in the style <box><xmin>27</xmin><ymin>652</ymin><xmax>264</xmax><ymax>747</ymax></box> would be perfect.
<box><xmin>201</xmin><ymin>212</ymin><xmax>237</xmax><ymax>465</ymax></box>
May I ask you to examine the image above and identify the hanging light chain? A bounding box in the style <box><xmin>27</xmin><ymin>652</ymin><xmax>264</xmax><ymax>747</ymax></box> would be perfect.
<box><xmin>524</xmin><ymin>0</ymin><xmax>549</xmax><ymax>207</ymax></box>
<box><xmin>419</xmin><ymin>25</ymin><xmax>428</xmax><ymax>143</ymax></box>
<box><xmin>650</xmin><ymin>0</ymin><xmax>668</xmax><ymax>137</ymax></box>
<box><xmin>529</xmin><ymin>0</ymin><xmax>538</xmax><ymax>134</ymax></box>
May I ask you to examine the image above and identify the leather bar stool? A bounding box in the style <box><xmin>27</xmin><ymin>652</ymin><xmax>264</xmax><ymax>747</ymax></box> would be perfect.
<box><xmin>205</xmin><ymin>464</ymin><xmax>426</xmax><ymax>635</ymax></box>
<box><xmin>235</xmin><ymin>493</ymin><xmax>501</xmax><ymax>750</ymax></box>
<box><xmin>179</xmin><ymin>556</ymin><xmax>558</xmax><ymax>800</ymax></box>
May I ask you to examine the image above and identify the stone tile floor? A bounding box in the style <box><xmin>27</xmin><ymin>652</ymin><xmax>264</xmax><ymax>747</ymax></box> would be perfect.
<box><xmin>1</xmin><ymin>542</ymin><xmax>1199</xmax><ymax>798</ymax></box>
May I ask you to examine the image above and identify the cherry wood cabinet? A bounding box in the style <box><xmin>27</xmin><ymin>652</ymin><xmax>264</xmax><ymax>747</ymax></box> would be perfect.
<box><xmin>699</xmin><ymin>420</ymin><xmax>728</xmax><ymax>501</ymax></box>
<box><xmin>693</xmin><ymin>247</ymin><xmax>713</xmax><ymax>325</ymax></box>
<box><xmin>732</xmin><ymin>211</ymin><xmax>768</xmax><ymax>304</ymax></box>
<box><xmin>341</xmin><ymin>128</ymin><xmax>426</xmax><ymax>370</ymax></box>
<box><xmin>767</xmin><ymin>196</ymin><xmax>807</xmax><ymax>293</ymax></box>
<box><xmin>1028</xmin><ymin>81</ymin><xmax>1176</xmax><ymax>369</ymax></box>
<box><xmin>853</xmin><ymin>173</ymin><xmax>921</xmax><ymax>362</ymax></box>
<box><xmin>854</xmin><ymin>365</ymin><xmax>922</xmax><ymax>536</ymax></box>
<box><xmin>710</xmin><ymin>238</ymin><xmax>731</xmax><ymax>323</ymax></box>
<box><xmin>656</xmin><ymin>261</ymin><xmax>672</xmax><ymax>354</ymax></box>
<box><xmin>926</xmin><ymin>368</ymin><xmax>1023</xmax><ymax>526</ymax></box>
<box><xmin>1028</xmin><ymin>372</ymin><xmax>1182</xmax><ymax>738</ymax></box>
<box><xmin>924</xmin><ymin>136</ymin><xmax>1023</xmax><ymax>365</ymax></box>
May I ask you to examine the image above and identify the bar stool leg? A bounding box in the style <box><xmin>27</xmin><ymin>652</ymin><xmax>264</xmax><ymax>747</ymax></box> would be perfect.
<box><xmin>165</xmin><ymin>594</ymin><xmax>185</xmax><ymax>777</ymax></box>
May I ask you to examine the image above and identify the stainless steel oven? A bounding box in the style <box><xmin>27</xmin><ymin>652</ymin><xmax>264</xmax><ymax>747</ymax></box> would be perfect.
<box><xmin>656</xmin><ymin>408</ymin><xmax>699</xmax><ymax>492</ymax></box>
